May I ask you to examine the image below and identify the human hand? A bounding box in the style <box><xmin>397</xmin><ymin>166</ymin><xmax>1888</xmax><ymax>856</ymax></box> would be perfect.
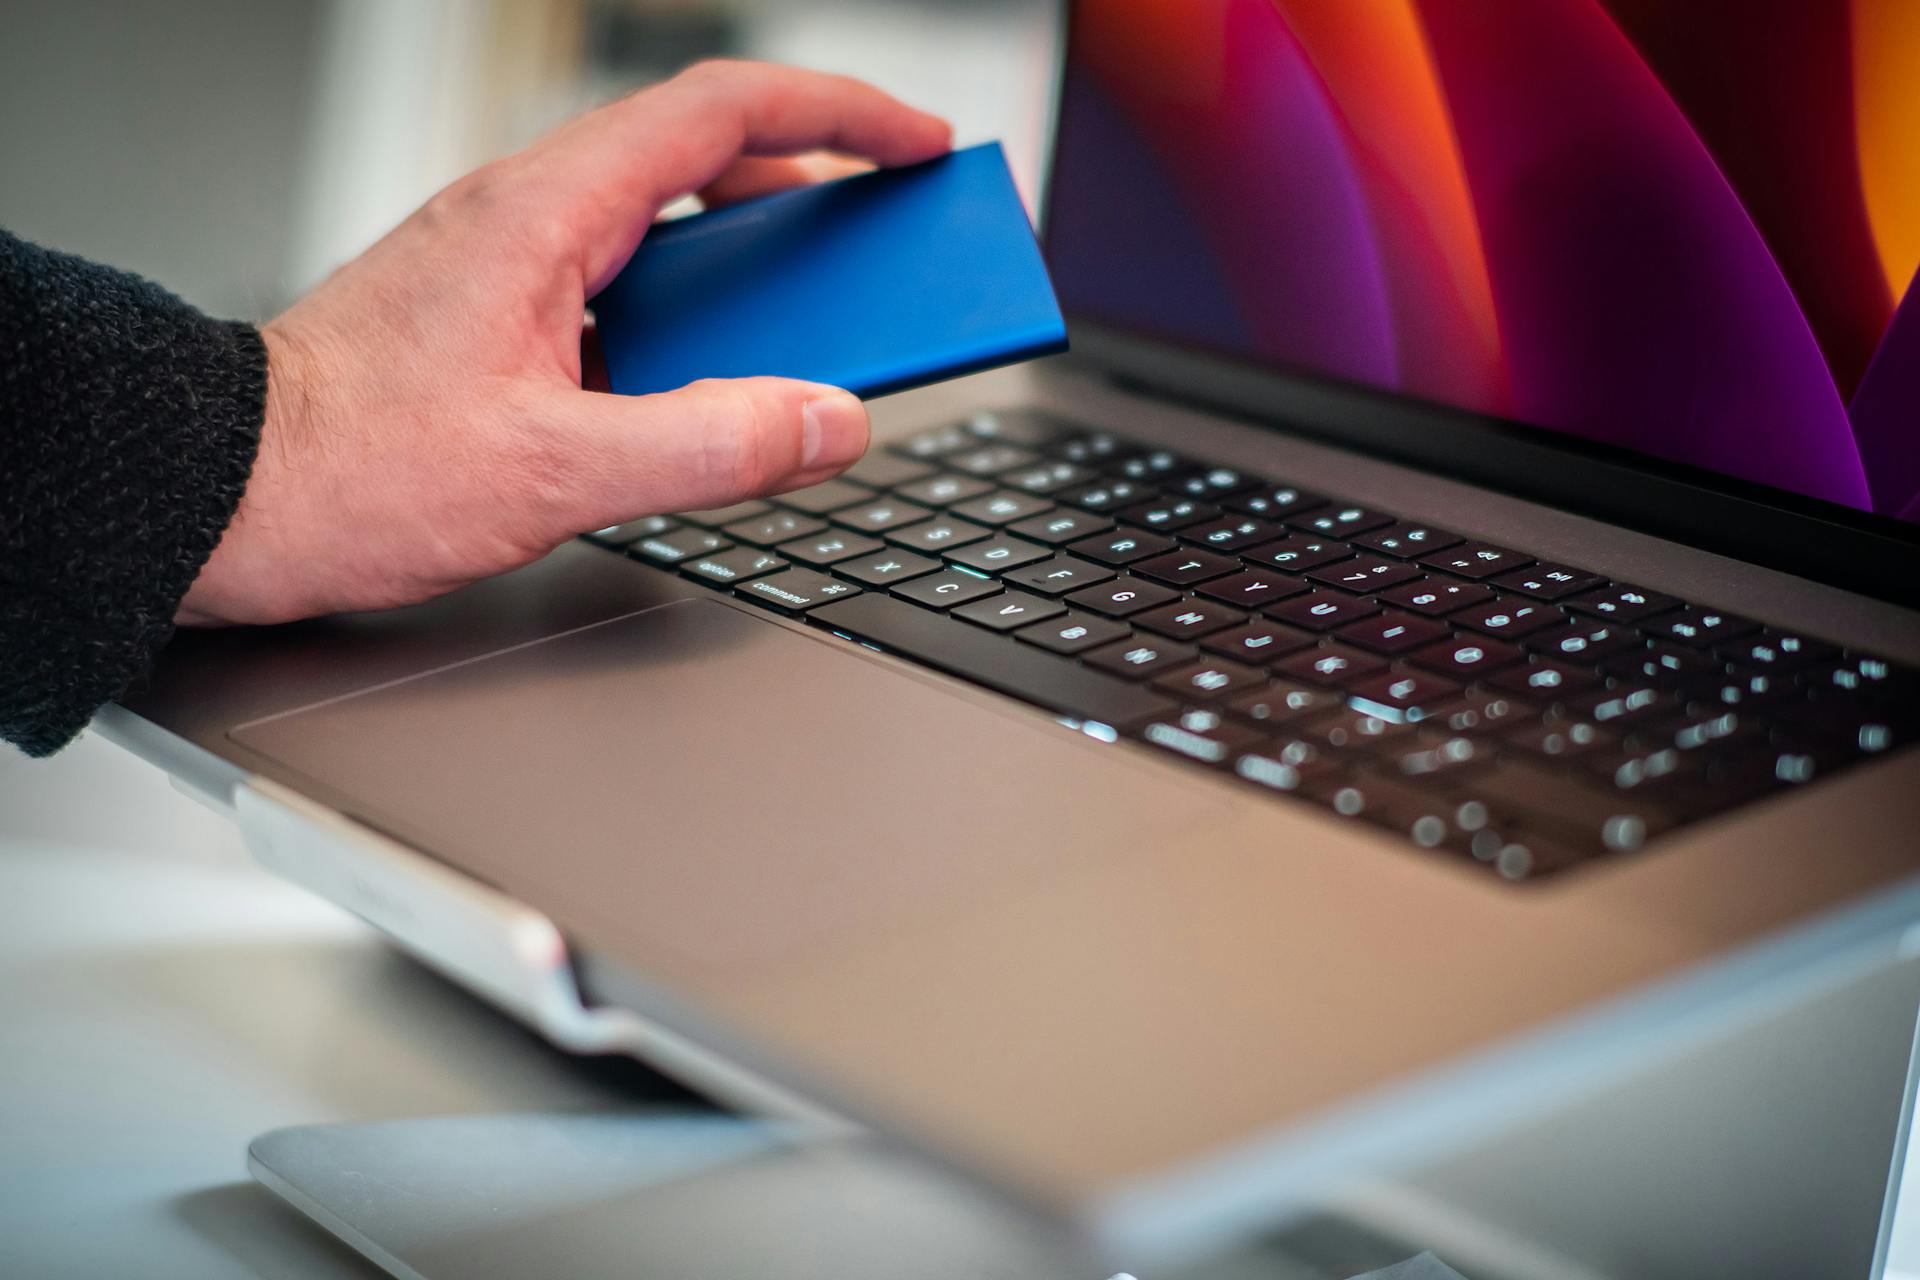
<box><xmin>177</xmin><ymin>61</ymin><xmax>950</xmax><ymax>626</ymax></box>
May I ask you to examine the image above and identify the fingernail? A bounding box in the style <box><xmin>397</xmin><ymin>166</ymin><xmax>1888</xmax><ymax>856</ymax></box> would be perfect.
<box><xmin>801</xmin><ymin>389</ymin><xmax>868</xmax><ymax>471</ymax></box>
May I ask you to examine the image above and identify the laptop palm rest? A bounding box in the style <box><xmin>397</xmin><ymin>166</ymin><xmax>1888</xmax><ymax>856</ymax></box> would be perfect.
<box><xmin>228</xmin><ymin>597</ymin><xmax>1225</xmax><ymax>983</ymax></box>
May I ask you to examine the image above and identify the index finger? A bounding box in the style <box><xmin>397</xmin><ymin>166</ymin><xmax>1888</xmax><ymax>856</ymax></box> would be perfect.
<box><xmin>525</xmin><ymin>60</ymin><xmax>953</xmax><ymax>291</ymax></box>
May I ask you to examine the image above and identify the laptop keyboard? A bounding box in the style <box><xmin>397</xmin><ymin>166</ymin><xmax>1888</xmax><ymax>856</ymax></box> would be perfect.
<box><xmin>584</xmin><ymin>409</ymin><xmax>1919</xmax><ymax>881</ymax></box>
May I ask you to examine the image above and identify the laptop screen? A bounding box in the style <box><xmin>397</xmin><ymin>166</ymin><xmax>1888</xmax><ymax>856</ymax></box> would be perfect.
<box><xmin>1045</xmin><ymin>0</ymin><xmax>1920</xmax><ymax>527</ymax></box>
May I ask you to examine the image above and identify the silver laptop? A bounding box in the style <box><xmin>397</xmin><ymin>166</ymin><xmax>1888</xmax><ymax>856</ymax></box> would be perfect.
<box><xmin>103</xmin><ymin>0</ymin><xmax>1920</xmax><ymax>1270</ymax></box>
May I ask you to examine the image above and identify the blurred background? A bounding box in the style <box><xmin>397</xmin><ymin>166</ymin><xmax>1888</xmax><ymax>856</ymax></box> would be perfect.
<box><xmin>0</xmin><ymin>0</ymin><xmax>1058</xmax><ymax>320</ymax></box>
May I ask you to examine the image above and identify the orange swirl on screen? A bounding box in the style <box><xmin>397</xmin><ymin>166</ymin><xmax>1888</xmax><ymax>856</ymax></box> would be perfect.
<box><xmin>1853</xmin><ymin>0</ymin><xmax>1920</xmax><ymax>303</ymax></box>
<box><xmin>1271</xmin><ymin>0</ymin><xmax>1506</xmax><ymax>407</ymax></box>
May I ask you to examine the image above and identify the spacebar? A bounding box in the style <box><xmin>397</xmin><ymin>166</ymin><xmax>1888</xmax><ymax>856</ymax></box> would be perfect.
<box><xmin>811</xmin><ymin>593</ymin><xmax>1179</xmax><ymax>728</ymax></box>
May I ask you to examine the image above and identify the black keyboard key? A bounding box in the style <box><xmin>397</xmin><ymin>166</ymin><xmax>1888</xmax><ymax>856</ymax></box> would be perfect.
<box><xmin>1133</xmin><ymin>599</ymin><xmax>1248</xmax><ymax>640</ymax></box>
<box><xmin>1461</xmin><ymin>758</ymin><xmax>1673</xmax><ymax>853</ymax></box>
<box><xmin>677</xmin><ymin>501</ymin><xmax>770</xmax><ymax>528</ymax></box>
<box><xmin>776</xmin><ymin>478</ymin><xmax>875</xmax><ymax>515</ymax></box>
<box><xmin>1181</xmin><ymin>516</ymin><xmax>1283</xmax><ymax>552</ymax></box>
<box><xmin>892</xmin><ymin>422</ymin><xmax>976</xmax><ymax>459</ymax></box>
<box><xmin>1718</xmin><ymin>629</ymin><xmax>1840</xmax><ymax>672</ymax></box>
<box><xmin>1226</xmin><ymin>681</ymin><xmax>1343</xmax><ymax>726</ymax></box>
<box><xmin>1084</xmin><ymin>636</ymin><xmax>1200</xmax><ymax>679</ymax></box>
<box><xmin>1117</xmin><ymin>497</ymin><xmax>1221</xmax><ymax>531</ymax></box>
<box><xmin>831</xmin><ymin>499</ymin><xmax>930</xmax><ymax>534</ymax></box>
<box><xmin>1152</xmin><ymin>658</ymin><xmax>1267</xmax><ymax>702</ymax></box>
<box><xmin>1324</xmin><ymin>770</ymin><xmax>1474</xmax><ymax>850</ymax></box>
<box><xmin>1680</xmin><ymin>668</ymin><xmax>1795</xmax><ymax>712</ymax></box>
<box><xmin>1305</xmin><ymin>555</ymin><xmax>1424</xmax><ymax>592</ymax></box>
<box><xmin>737</xmin><ymin>569</ymin><xmax>861</xmax><ymax>614</ymax></box>
<box><xmin>775</xmin><ymin>530</ymin><xmax>883</xmax><ymax>567</ymax></box>
<box><xmin>1234</xmin><ymin>746</ymin><xmax>1341</xmax><ymax>794</ymax></box>
<box><xmin>809</xmin><ymin>594</ymin><xmax>1181</xmax><ymax>731</ymax></box>
<box><xmin>1202</xmin><ymin>620</ymin><xmax>1318</xmax><ymax>665</ymax></box>
<box><xmin>951</xmin><ymin>490</ymin><xmax>1054</xmax><ymax>526</ymax></box>
<box><xmin>1140</xmin><ymin>713</ymin><xmax>1269</xmax><ymax>765</ymax></box>
<box><xmin>1110</xmin><ymin>449</ymin><xmax>1187</xmax><ymax>480</ymax></box>
<box><xmin>1524</xmin><ymin>619</ymin><xmax>1646</xmax><ymax>662</ymax></box>
<box><xmin>1800</xmin><ymin>653</ymin><xmax>1914</xmax><ymax>699</ymax></box>
<box><xmin>1166</xmin><ymin>466</ymin><xmax>1259</xmax><ymax>499</ymax></box>
<box><xmin>1298</xmin><ymin>709</ymin><xmax>1416</xmax><ymax>752</ymax></box>
<box><xmin>1227</xmin><ymin>485</ymin><xmax>1328</xmax><ymax>519</ymax></box>
<box><xmin>1003</xmin><ymin>461</ymin><xmax>1094</xmax><ymax>494</ymax></box>
<box><xmin>1131</xmin><ymin>548</ymin><xmax>1240</xmax><ymax>586</ymax></box>
<box><xmin>1483</xmin><ymin>659</ymin><xmax>1606</xmax><ymax>699</ymax></box>
<box><xmin>833</xmin><ymin>549</ymin><xmax>941</xmax><ymax>587</ymax></box>
<box><xmin>1350</xmin><ymin>523</ymin><xmax>1464</xmax><ymax>557</ymax></box>
<box><xmin>1488</xmin><ymin>563</ymin><xmax>1606</xmax><ymax>600</ymax></box>
<box><xmin>1346</xmin><ymin>671</ymin><xmax>1463</xmax><ymax>722</ymax></box>
<box><xmin>949</xmin><ymin>443</ymin><xmax>1040</xmax><ymax>476</ymax></box>
<box><xmin>1407</xmin><ymin>636</ymin><xmax>1526</xmax><ymax>678</ymax></box>
<box><xmin>1057</xmin><ymin>479</ymin><xmax>1155</xmax><ymax>513</ymax></box>
<box><xmin>1068</xmin><ymin>528</ymin><xmax>1177</xmax><ymax>566</ymax></box>
<box><xmin>1291</xmin><ymin>504</ymin><xmax>1394</xmax><ymax>537</ymax></box>
<box><xmin>1335</xmin><ymin>611</ymin><xmax>1450</xmax><ymax>655</ymax></box>
<box><xmin>1502</xmin><ymin>719</ymin><xmax>1617</xmax><ymax>760</ymax></box>
<box><xmin>724</xmin><ymin>511</ymin><xmax>826</xmax><ymax>546</ymax></box>
<box><xmin>1419</xmin><ymin>690</ymin><xmax>1537</xmax><ymax>736</ymax></box>
<box><xmin>1008</xmin><ymin>509</ymin><xmax>1114</xmax><ymax>545</ymax></box>
<box><xmin>944</xmin><ymin>536</ymin><xmax>1051</xmax><ymax>574</ymax></box>
<box><xmin>842</xmin><ymin>452</ymin><xmax>936</xmax><ymax>490</ymax></box>
<box><xmin>1643</xmin><ymin>607</ymin><xmax>1762</xmax><ymax>648</ymax></box>
<box><xmin>630</xmin><ymin>527</ymin><xmax>731</xmax><ymax>565</ymax></box>
<box><xmin>1065</xmin><ymin>576</ymin><xmax>1181</xmax><ymax>617</ymax></box>
<box><xmin>1419</xmin><ymin>543</ymin><xmax>1533</xmax><ymax>579</ymax></box>
<box><xmin>888</xmin><ymin>517</ymin><xmax>992</xmax><ymax>553</ymax></box>
<box><xmin>963</xmin><ymin>407</ymin><xmax>1070</xmax><ymax>446</ymax></box>
<box><xmin>1265</xmin><ymin>590</ymin><xmax>1381</xmax><ymax>631</ymax></box>
<box><xmin>1566</xmin><ymin>684</ymin><xmax>1673</xmax><ymax>724</ymax></box>
<box><xmin>1601</xmin><ymin>639</ymin><xmax>1721</xmax><ymax>686</ymax></box>
<box><xmin>1016</xmin><ymin>611</ymin><xmax>1131</xmax><ymax>655</ymax></box>
<box><xmin>896</xmin><ymin>472</ymin><xmax>994</xmax><ymax>507</ymax></box>
<box><xmin>1275</xmin><ymin>643</ymin><xmax>1390</xmax><ymax>687</ymax></box>
<box><xmin>1563</xmin><ymin>584</ymin><xmax>1684</xmax><ymax>623</ymax></box>
<box><xmin>1050</xmin><ymin>432</ymin><xmax>1126</xmax><ymax>465</ymax></box>
<box><xmin>1002</xmin><ymin>556</ymin><xmax>1116</xmax><ymax>596</ymax></box>
<box><xmin>1451</xmin><ymin>598</ymin><xmax>1567</xmax><ymax>638</ymax></box>
<box><xmin>1243</xmin><ymin>534</ymin><xmax>1355</xmax><ymax>573</ymax></box>
<box><xmin>682</xmin><ymin>546</ymin><xmax>789</xmax><ymax>585</ymax></box>
<box><xmin>891</xmin><ymin>568</ymin><xmax>1003</xmax><ymax>610</ymax></box>
<box><xmin>1377</xmin><ymin>579</ymin><xmax>1497</xmax><ymax>616</ymax></box>
<box><xmin>1194</xmin><ymin>569</ymin><xmax>1311</xmax><ymax>610</ymax></box>
<box><xmin>586</xmin><ymin>514</ymin><xmax>679</xmax><ymax>545</ymax></box>
<box><xmin>952</xmin><ymin>591</ymin><xmax>1064</xmax><ymax>632</ymax></box>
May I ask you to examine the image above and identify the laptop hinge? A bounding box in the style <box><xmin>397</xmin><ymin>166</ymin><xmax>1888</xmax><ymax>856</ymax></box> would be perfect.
<box><xmin>232</xmin><ymin>777</ymin><xmax>849</xmax><ymax>1127</ymax></box>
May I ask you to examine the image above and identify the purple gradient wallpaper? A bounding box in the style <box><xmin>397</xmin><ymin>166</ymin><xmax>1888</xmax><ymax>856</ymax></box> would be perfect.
<box><xmin>1046</xmin><ymin>0</ymin><xmax>1920</xmax><ymax>523</ymax></box>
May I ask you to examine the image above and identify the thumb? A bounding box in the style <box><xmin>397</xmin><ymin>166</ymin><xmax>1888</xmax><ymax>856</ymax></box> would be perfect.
<box><xmin>564</xmin><ymin>377</ymin><xmax>869</xmax><ymax>533</ymax></box>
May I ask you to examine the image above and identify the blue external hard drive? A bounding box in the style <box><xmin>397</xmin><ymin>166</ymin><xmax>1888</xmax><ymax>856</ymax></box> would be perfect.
<box><xmin>590</xmin><ymin>141</ymin><xmax>1067</xmax><ymax>399</ymax></box>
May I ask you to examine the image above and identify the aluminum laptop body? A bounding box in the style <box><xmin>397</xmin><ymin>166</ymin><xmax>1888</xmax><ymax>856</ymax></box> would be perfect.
<box><xmin>101</xmin><ymin>2</ymin><xmax>1920</xmax><ymax>1272</ymax></box>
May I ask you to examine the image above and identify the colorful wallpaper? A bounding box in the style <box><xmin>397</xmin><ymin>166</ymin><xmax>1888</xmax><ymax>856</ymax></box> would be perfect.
<box><xmin>1047</xmin><ymin>0</ymin><xmax>1920</xmax><ymax>523</ymax></box>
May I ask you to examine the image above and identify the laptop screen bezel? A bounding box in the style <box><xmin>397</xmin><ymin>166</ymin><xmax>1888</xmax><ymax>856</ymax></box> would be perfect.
<box><xmin>1036</xmin><ymin>9</ymin><xmax>1920</xmax><ymax>609</ymax></box>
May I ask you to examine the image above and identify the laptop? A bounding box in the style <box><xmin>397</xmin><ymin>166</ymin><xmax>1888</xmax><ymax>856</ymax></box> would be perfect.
<box><xmin>102</xmin><ymin>0</ymin><xmax>1920</xmax><ymax>1269</ymax></box>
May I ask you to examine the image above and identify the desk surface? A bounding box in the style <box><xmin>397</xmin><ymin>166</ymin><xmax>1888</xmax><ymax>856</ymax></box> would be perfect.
<box><xmin>0</xmin><ymin>732</ymin><xmax>678</xmax><ymax>1279</ymax></box>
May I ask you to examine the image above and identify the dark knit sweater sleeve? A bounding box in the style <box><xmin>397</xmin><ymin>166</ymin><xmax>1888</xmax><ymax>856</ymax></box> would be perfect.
<box><xmin>2</xmin><ymin>229</ymin><xmax>267</xmax><ymax>757</ymax></box>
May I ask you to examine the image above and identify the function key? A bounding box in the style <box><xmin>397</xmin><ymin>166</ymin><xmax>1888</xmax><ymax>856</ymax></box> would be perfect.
<box><xmin>1165</xmin><ymin>466</ymin><xmax>1258</xmax><ymax>499</ymax></box>
<box><xmin>1243</xmin><ymin>533</ymin><xmax>1355</xmax><ymax>573</ymax></box>
<box><xmin>1117</xmin><ymin>497</ymin><xmax>1221</xmax><ymax>531</ymax></box>
<box><xmin>963</xmin><ymin>407</ymin><xmax>1070</xmax><ymax>446</ymax></box>
<box><xmin>1407</xmin><ymin>636</ymin><xmax>1526</xmax><ymax>678</ymax></box>
<box><xmin>776</xmin><ymin>478</ymin><xmax>875</xmax><ymax>515</ymax></box>
<box><xmin>1015</xmin><ymin>610</ymin><xmax>1131</xmax><ymax>655</ymax></box>
<box><xmin>1132</xmin><ymin>599</ymin><xmax>1248</xmax><ymax>640</ymax></box>
<box><xmin>1350</xmin><ymin>523</ymin><xmax>1463</xmax><ymax>557</ymax></box>
<box><xmin>952</xmin><ymin>591</ymin><xmax>1064</xmax><ymax>632</ymax></box>
<box><xmin>1056</xmin><ymin>478</ymin><xmax>1154</xmax><ymax>513</ymax></box>
<box><xmin>1418</xmin><ymin>543</ymin><xmax>1534</xmax><ymax>579</ymax></box>
<box><xmin>682</xmin><ymin>546</ymin><xmax>787</xmax><ymax>585</ymax></box>
<box><xmin>1181</xmin><ymin>516</ymin><xmax>1283</xmax><ymax>552</ymax></box>
<box><xmin>892</xmin><ymin>422</ymin><xmax>974</xmax><ymax>459</ymax></box>
<box><xmin>951</xmin><ymin>489</ymin><xmax>1054</xmax><ymax>526</ymax></box>
<box><xmin>1008</xmin><ymin>509</ymin><xmax>1114</xmax><ymax>545</ymax></box>
<box><xmin>948</xmin><ymin>443</ymin><xmax>1040</xmax><ymax>476</ymax></box>
<box><xmin>1084</xmin><ymin>636</ymin><xmax>1200</xmax><ymax>679</ymax></box>
<box><xmin>1451</xmin><ymin>598</ymin><xmax>1567</xmax><ymax>638</ymax></box>
<box><xmin>896</xmin><ymin>472</ymin><xmax>994</xmax><ymax>507</ymax></box>
<box><xmin>1152</xmin><ymin>659</ymin><xmax>1267</xmax><ymax>702</ymax></box>
<box><xmin>677</xmin><ymin>500</ymin><xmax>771</xmax><ymax>528</ymax></box>
<box><xmin>831</xmin><ymin>499</ymin><xmax>931</xmax><ymax>534</ymax></box>
<box><xmin>833</xmin><ymin>549</ymin><xmax>941</xmax><ymax>587</ymax></box>
<box><xmin>775</xmin><ymin>530</ymin><xmax>883</xmax><ymax>567</ymax></box>
<box><xmin>891</xmin><ymin>568</ymin><xmax>1003</xmax><ymax>609</ymax></box>
<box><xmin>1202</xmin><ymin>619</ymin><xmax>1318</xmax><ymax>664</ymax></box>
<box><xmin>1562</xmin><ymin>584</ymin><xmax>1683</xmax><ymax>623</ymax></box>
<box><xmin>1291</xmin><ymin>505</ymin><xmax>1394</xmax><ymax>536</ymax></box>
<box><xmin>1131</xmin><ymin>548</ymin><xmax>1240</xmax><ymax>586</ymax></box>
<box><xmin>1305</xmin><ymin>555</ymin><xmax>1424</xmax><ymax>592</ymax></box>
<box><xmin>1004</xmin><ymin>461</ymin><xmax>1094</xmax><ymax>494</ymax></box>
<box><xmin>737</xmin><ymin>569</ymin><xmax>861</xmax><ymax>614</ymax></box>
<box><xmin>629</xmin><ymin>527</ymin><xmax>730</xmax><ymax>566</ymax></box>
<box><xmin>1227</xmin><ymin>485</ymin><xmax>1327</xmax><ymax>519</ymax></box>
<box><xmin>1335</xmin><ymin>611</ymin><xmax>1450</xmax><ymax>655</ymax></box>
<box><xmin>1642</xmin><ymin>607</ymin><xmax>1762</xmax><ymax>648</ymax></box>
<box><xmin>1376</xmin><ymin>579</ymin><xmax>1496</xmax><ymax>616</ymax></box>
<box><xmin>888</xmin><ymin>516</ymin><xmax>992</xmax><ymax>553</ymax></box>
<box><xmin>1110</xmin><ymin>449</ymin><xmax>1187</xmax><ymax>480</ymax></box>
<box><xmin>1489</xmin><ymin>563</ymin><xmax>1607</xmax><ymax>600</ymax></box>
<box><xmin>841</xmin><ymin>452</ymin><xmax>935</xmax><ymax>490</ymax></box>
<box><xmin>1064</xmin><ymin>576</ymin><xmax>1180</xmax><ymax>617</ymax></box>
<box><xmin>724</xmin><ymin>511</ymin><xmax>826</xmax><ymax>546</ymax></box>
<box><xmin>1276</xmin><ymin>643</ymin><xmax>1389</xmax><ymax>687</ymax></box>
<box><xmin>1266</xmin><ymin>590</ymin><xmax>1382</xmax><ymax>631</ymax></box>
<box><xmin>1067</xmin><ymin>528</ymin><xmax>1177</xmax><ymax>566</ymax></box>
<box><xmin>1194</xmin><ymin>569</ymin><xmax>1311</xmax><ymax>610</ymax></box>
<box><xmin>944</xmin><ymin>535</ymin><xmax>1052</xmax><ymax>574</ymax></box>
<box><xmin>1001</xmin><ymin>556</ymin><xmax>1116</xmax><ymax>596</ymax></box>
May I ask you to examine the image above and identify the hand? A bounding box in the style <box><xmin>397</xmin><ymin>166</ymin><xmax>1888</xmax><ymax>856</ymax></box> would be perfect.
<box><xmin>178</xmin><ymin>60</ymin><xmax>950</xmax><ymax>626</ymax></box>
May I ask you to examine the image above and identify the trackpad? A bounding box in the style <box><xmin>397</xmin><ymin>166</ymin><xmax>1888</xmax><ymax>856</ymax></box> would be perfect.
<box><xmin>231</xmin><ymin>599</ymin><xmax>1224</xmax><ymax>980</ymax></box>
